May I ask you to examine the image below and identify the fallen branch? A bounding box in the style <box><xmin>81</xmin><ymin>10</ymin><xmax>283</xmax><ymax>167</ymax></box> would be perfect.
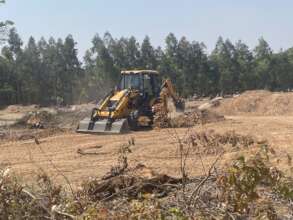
<box><xmin>85</xmin><ymin>145</ymin><xmax>103</xmax><ymax>149</ymax></box>
<box><xmin>77</xmin><ymin>148</ymin><xmax>105</xmax><ymax>156</ymax></box>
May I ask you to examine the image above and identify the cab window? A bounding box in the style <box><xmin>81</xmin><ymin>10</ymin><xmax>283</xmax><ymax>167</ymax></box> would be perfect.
<box><xmin>120</xmin><ymin>74</ymin><xmax>142</xmax><ymax>90</ymax></box>
<box><xmin>143</xmin><ymin>74</ymin><xmax>153</xmax><ymax>96</ymax></box>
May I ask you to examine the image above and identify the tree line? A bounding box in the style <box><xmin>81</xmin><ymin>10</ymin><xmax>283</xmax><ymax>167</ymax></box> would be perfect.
<box><xmin>1</xmin><ymin>28</ymin><xmax>293</xmax><ymax>106</ymax></box>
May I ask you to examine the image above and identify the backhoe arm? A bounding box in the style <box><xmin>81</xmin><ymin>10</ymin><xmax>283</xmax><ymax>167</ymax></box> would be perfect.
<box><xmin>160</xmin><ymin>79</ymin><xmax>185</xmax><ymax>112</ymax></box>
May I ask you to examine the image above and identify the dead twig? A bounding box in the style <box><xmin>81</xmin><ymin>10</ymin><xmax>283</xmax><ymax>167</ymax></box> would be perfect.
<box><xmin>52</xmin><ymin>206</ymin><xmax>76</xmax><ymax>219</ymax></box>
<box><xmin>166</xmin><ymin>126</ymin><xmax>194</xmax><ymax>206</ymax></box>
<box><xmin>21</xmin><ymin>189</ymin><xmax>52</xmax><ymax>218</ymax></box>
<box><xmin>22</xmin><ymin>188</ymin><xmax>76</xmax><ymax>219</ymax></box>
<box><xmin>188</xmin><ymin>152</ymin><xmax>223</xmax><ymax>206</ymax></box>
<box><xmin>36</xmin><ymin>144</ymin><xmax>76</xmax><ymax>201</ymax></box>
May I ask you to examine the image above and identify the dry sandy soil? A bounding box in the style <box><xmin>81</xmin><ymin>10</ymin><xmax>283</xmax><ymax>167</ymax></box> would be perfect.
<box><xmin>1</xmin><ymin>90</ymin><xmax>293</xmax><ymax>188</ymax></box>
<box><xmin>1</xmin><ymin>116</ymin><xmax>293</xmax><ymax>188</ymax></box>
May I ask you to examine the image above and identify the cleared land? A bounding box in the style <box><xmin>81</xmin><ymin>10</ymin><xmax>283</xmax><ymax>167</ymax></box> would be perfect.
<box><xmin>1</xmin><ymin>90</ymin><xmax>293</xmax><ymax>187</ymax></box>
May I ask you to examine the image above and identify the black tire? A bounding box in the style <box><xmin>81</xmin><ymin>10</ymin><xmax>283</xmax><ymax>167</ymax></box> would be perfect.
<box><xmin>128</xmin><ymin>110</ymin><xmax>139</xmax><ymax>130</ymax></box>
<box><xmin>90</xmin><ymin>108</ymin><xmax>98</xmax><ymax>120</ymax></box>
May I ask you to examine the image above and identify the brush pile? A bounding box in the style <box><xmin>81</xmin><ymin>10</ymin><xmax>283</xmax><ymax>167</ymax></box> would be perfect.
<box><xmin>183</xmin><ymin>130</ymin><xmax>257</xmax><ymax>155</ymax></box>
<box><xmin>79</xmin><ymin>164</ymin><xmax>182</xmax><ymax>202</ymax></box>
<box><xmin>22</xmin><ymin>111</ymin><xmax>55</xmax><ymax>128</ymax></box>
<box><xmin>169</xmin><ymin>109</ymin><xmax>225</xmax><ymax>128</ymax></box>
<box><xmin>153</xmin><ymin>107</ymin><xmax>224</xmax><ymax>129</ymax></box>
<box><xmin>152</xmin><ymin>103</ymin><xmax>170</xmax><ymax>128</ymax></box>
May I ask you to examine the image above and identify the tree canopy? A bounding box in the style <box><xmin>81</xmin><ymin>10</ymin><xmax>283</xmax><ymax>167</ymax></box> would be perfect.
<box><xmin>1</xmin><ymin>29</ymin><xmax>293</xmax><ymax>106</ymax></box>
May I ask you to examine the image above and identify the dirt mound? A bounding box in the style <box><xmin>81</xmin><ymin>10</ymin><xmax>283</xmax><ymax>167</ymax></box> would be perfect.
<box><xmin>5</xmin><ymin>104</ymin><xmax>40</xmax><ymax>113</ymax></box>
<box><xmin>10</xmin><ymin>103</ymin><xmax>95</xmax><ymax>130</ymax></box>
<box><xmin>0</xmin><ymin>104</ymin><xmax>95</xmax><ymax>142</ymax></box>
<box><xmin>214</xmin><ymin>90</ymin><xmax>293</xmax><ymax>116</ymax></box>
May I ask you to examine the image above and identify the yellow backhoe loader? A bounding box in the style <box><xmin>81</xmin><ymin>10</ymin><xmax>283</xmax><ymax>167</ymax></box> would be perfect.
<box><xmin>77</xmin><ymin>70</ymin><xmax>184</xmax><ymax>134</ymax></box>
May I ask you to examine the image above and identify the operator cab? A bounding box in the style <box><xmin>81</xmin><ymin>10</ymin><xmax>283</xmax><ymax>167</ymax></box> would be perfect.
<box><xmin>119</xmin><ymin>70</ymin><xmax>160</xmax><ymax>98</ymax></box>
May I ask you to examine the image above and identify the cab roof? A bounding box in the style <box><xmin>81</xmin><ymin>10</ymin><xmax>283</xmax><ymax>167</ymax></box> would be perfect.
<box><xmin>121</xmin><ymin>70</ymin><xmax>159</xmax><ymax>75</ymax></box>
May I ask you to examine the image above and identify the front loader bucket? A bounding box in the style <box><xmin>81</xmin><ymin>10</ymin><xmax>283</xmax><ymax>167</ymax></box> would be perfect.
<box><xmin>76</xmin><ymin>118</ymin><xmax>130</xmax><ymax>134</ymax></box>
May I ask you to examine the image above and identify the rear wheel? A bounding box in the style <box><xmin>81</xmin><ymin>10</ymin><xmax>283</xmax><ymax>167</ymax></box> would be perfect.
<box><xmin>128</xmin><ymin>110</ymin><xmax>139</xmax><ymax>130</ymax></box>
<box><xmin>175</xmin><ymin>99</ymin><xmax>185</xmax><ymax>112</ymax></box>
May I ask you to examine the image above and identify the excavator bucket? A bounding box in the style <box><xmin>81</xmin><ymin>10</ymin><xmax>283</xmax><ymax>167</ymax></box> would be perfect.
<box><xmin>76</xmin><ymin>118</ymin><xmax>130</xmax><ymax>134</ymax></box>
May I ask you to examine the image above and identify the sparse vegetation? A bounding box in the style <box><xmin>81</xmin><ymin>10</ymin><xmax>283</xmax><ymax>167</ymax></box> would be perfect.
<box><xmin>0</xmin><ymin>135</ymin><xmax>292</xmax><ymax>219</ymax></box>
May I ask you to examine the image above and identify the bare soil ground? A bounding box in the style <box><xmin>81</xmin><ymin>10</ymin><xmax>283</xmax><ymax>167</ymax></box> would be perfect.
<box><xmin>1</xmin><ymin>90</ymin><xmax>293</xmax><ymax>188</ymax></box>
<box><xmin>0</xmin><ymin>115</ymin><xmax>292</xmax><ymax>188</ymax></box>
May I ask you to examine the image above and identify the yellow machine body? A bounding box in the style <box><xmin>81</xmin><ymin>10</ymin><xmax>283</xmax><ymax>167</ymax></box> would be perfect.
<box><xmin>77</xmin><ymin>70</ymin><xmax>184</xmax><ymax>134</ymax></box>
<box><xmin>94</xmin><ymin>90</ymin><xmax>131</xmax><ymax>119</ymax></box>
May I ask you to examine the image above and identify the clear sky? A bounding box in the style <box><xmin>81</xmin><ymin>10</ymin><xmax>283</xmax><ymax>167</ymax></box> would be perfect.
<box><xmin>1</xmin><ymin>0</ymin><xmax>293</xmax><ymax>59</ymax></box>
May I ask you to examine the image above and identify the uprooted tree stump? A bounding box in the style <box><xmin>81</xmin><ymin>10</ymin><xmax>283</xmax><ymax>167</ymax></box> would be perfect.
<box><xmin>79</xmin><ymin>164</ymin><xmax>182</xmax><ymax>201</ymax></box>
